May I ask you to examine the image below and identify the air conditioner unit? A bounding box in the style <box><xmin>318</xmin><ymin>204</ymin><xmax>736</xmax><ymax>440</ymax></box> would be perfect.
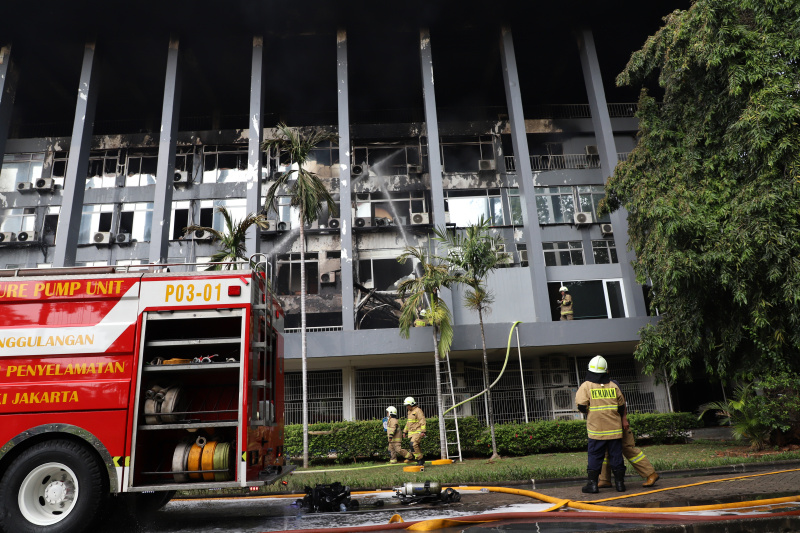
<box><xmin>17</xmin><ymin>231</ymin><xmax>38</xmax><ymax>243</ymax></box>
<box><xmin>351</xmin><ymin>164</ymin><xmax>369</xmax><ymax>177</ymax></box>
<box><xmin>17</xmin><ymin>182</ymin><xmax>33</xmax><ymax>193</ymax></box>
<box><xmin>277</xmin><ymin>221</ymin><xmax>291</xmax><ymax>232</ymax></box>
<box><xmin>554</xmin><ymin>412</ymin><xmax>583</xmax><ymax>421</ymax></box>
<box><xmin>0</xmin><ymin>232</ymin><xmax>17</xmax><ymax>243</ymax></box>
<box><xmin>407</xmin><ymin>164</ymin><xmax>423</xmax><ymax>175</ymax></box>
<box><xmin>192</xmin><ymin>229</ymin><xmax>213</xmax><ymax>241</ymax></box>
<box><xmin>519</xmin><ymin>249</ymin><xmax>529</xmax><ymax>264</ymax></box>
<box><xmin>375</xmin><ymin>217</ymin><xmax>392</xmax><ymax>227</ymax></box>
<box><xmin>600</xmin><ymin>223</ymin><xmax>614</xmax><ymax>236</ymax></box>
<box><xmin>478</xmin><ymin>159</ymin><xmax>496</xmax><ymax>171</ymax></box>
<box><xmin>35</xmin><ymin>178</ymin><xmax>55</xmax><ymax>192</ymax></box>
<box><xmin>93</xmin><ymin>232</ymin><xmax>113</xmax><ymax>245</ymax></box>
<box><xmin>544</xmin><ymin>356</ymin><xmax>572</xmax><ymax>387</ymax></box>
<box><xmin>574</xmin><ymin>212</ymin><xmax>593</xmax><ymax>225</ymax></box>
<box><xmin>173</xmin><ymin>171</ymin><xmax>190</xmax><ymax>185</ymax></box>
<box><xmin>115</xmin><ymin>233</ymin><xmax>132</xmax><ymax>245</ymax></box>
<box><xmin>263</xmin><ymin>220</ymin><xmax>278</xmax><ymax>233</ymax></box>
<box><xmin>410</xmin><ymin>212</ymin><xmax>429</xmax><ymax>225</ymax></box>
<box><xmin>550</xmin><ymin>387</ymin><xmax>578</xmax><ymax>412</ymax></box>
<box><xmin>327</xmin><ymin>218</ymin><xmax>341</xmax><ymax>230</ymax></box>
<box><xmin>585</xmin><ymin>145</ymin><xmax>599</xmax><ymax>156</ymax></box>
<box><xmin>355</xmin><ymin>217</ymin><xmax>373</xmax><ymax>228</ymax></box>
<box><xmin>319</xmin><ymin>271</ymin><xmax>336</xmax><ymax>285</ymax></box>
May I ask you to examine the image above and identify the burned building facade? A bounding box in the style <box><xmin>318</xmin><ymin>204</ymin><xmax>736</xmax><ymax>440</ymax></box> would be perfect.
<box><xmin>0</xmin><ymin>1</ymin><xmax>687</xmax><ymax>424</ymax></box>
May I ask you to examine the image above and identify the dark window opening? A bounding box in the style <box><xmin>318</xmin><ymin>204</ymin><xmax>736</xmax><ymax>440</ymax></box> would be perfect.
<box><xmin>43</xmin><ymin>214</ymin><xmax>58</xmax><ymax>245</ymax></box>
<box><xmin>172</xmin><ymin>209</ymin><xmax>189</xmax><ymax>240</ymax></box>
<box><xmin>200</xmin><ymin>208</ymin><xmax>213</xmax><ymax>228</ymax></box>
<box><xmin>117</xmin><ymin>212</ymin><xmax>131</xmax><ymax>234</ymax></box>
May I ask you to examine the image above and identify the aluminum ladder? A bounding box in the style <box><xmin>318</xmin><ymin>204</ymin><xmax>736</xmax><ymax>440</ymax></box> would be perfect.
<box><xmin>439</xmin><ymin>352</ymin><xmax>463</xmax><ymax>462</ymax></box>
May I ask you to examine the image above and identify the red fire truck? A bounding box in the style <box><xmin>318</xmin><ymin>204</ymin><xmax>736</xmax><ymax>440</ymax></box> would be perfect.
<box><xmin>0</xmin><ymin>262</ymin><xmax>291</xmax><ymax>533</ymax></box>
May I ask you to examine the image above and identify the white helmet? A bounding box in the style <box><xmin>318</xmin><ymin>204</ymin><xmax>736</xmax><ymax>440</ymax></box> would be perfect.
<box><xmin>404</xmin><ymin>396</ymin><xmax>417</xmax><ymax>406</ymax></box>
<box><xmin>588</xmin><ymin>355</ymin><xmax>608</xmax><ymax>373</ymax></box>
<box><xmin>386</xmin><ymin>406</ymin><xmax>397</xmax><ymax>416</ymax></box>
<box><xmin>559</xmin><ymin>286</ymin><xmax>569</xmax><ymax>292</ymax></box>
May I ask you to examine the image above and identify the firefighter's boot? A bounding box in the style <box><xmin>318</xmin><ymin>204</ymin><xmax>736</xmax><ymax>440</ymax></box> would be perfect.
<box><xmin>581</xmin><ymin>470</ymin><xmax>600</xmax><ymax>494</ymax></box>
<box><xmin>613</xmin><ymin>469</ymin><xmax>627</xmax><ymax>492</ymax></box>
<box><xmin>389</xmin><ymin>459</ymin><xmax>398</xmax><ymax>464</ymax></box>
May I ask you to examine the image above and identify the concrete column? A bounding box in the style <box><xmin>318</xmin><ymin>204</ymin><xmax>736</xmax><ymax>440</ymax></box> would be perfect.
<box><xmin>577</xmin><ymin>28</ymin><xmax>647</xmax><ymax>317</ymax></box>
<box><xmin>149</xmin><ymin>38</ymin><xmax>182</xmax><ymax>264</ymax></box>
<box><xmin>54</xmin><ymin>42</ymin><xmax>100</xmax><ymax>268</ymax></box>
<box><xmin>499</xmin><ymin>27</ymin><xmax>551</xmax><ymax>322</ymax></box>
<box><xmin>246</xmin><ymin>36</ymin><xmax>264</xmax><ymax>259</ymax></box>
<box><xmin>419</xmin><ymin>29</ymin><xmax>453</xmax><ymax>312</ymax></box>
<box><xmin>0</xmin><ymin>44</ymin><xmax>19</xmax><ymax>164</ymax></box>
<box><xmin>341</xmin><ymin>365</ymin><xmax>356</xmax><ymax>421</ymax></box>
<box><xmin>337</xmin><ymin>29</ymin><xmax>356</xmax><ymax>331</ymax></box>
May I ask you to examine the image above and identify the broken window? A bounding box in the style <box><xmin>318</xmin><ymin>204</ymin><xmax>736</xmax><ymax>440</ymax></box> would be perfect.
<box><xmin>0</xmin><ymin>207</ymin><xmax>36</xmax><ymax>235</ymax></box>
<box><xmin>440</xmin><ymin>136</ymin><xmax>493</xmax><ymax>173</ymax></box>
<box><xmin>547</xmin><ymin>280</ymin><xmax>627</xmax><ymax>321</ymax></box>
<box><xmin>202</xmin><ymin>145</ymin><xmax>248</xmax><ymax>183</ymax></box>
<box><xmin>119</xmin><ymin>202</ymin><xmax>154</xmax><ymax>242</ymax></box>
<box><xmin>78</xmin><ymin>204</ymin><xmax>114</xmax><ymax>244</ymax></box>
<box><xmin>86</xmin><ymin>150</ymin><xmax>122</xmax><ymax>189</ymax></box>
<box><xmin>353</xmin><ymin>191</ymin><xmax>428</xmax><ymax>226</ymax></box>
<box><xmin>43</xmin><ymin>206</ymin><xmax>60</xmax><ymax>245</ymax></box>
<box><xmin>301</xmin><ymin>142</ymin><xmax>340</xmax><ymax>178</ymax></box>
<box><xmin>170</xmin><ymin>201</ymin><xmax>191</xmax><ymax>240</ymax></box>
<box><xmin>50</xmin><ymin>151</ymin><xmax>68</xmax><ymax>188</ymax></box>
<box><xmin>358</xmin><ymin>250</ymin><xmax>415</xmax><ymax>291</ymax></box>
<box><xmin>199</xmin><ymin>199</ymin><xmax>247</xmax><ymax>233</ymax></box>
<box><xmin>445</xmin><ymin>189</ymin><xmax>503</xmax><ymax>227</ymax></box>
<box><xmin>0</xmin><ymin>153</ymin><xmax>44</xmax><ymax>192</ymax></box>
<box><xmin>592</xmin><ymin>239</ymin><xmax>618</xmax><ymax>264</ymax></box>
<box><xmin>351</xmin><ymin>142</ymin><xmax>421</xmax><ymax>176</ymax></box>
<box><xmin>125</xmin><ymin>151</ymin><xmax>158</xmax><ymax>187</ymax></box>
<box><xmin>276</xmin><ymin>253</ymin><xmax>319</xmax><ymax>295</ymax></box>
<box><xmin>542</xmin><ymin>241</ymin><xmax>584</xmax><ymax>266</ymax></box>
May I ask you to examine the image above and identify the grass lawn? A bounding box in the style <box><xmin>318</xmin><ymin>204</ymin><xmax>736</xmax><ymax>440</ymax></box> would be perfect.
<box><xmin>277</xmin><ymin>441</ymin><xmax>800</xmax><ymax>492</ymax></box>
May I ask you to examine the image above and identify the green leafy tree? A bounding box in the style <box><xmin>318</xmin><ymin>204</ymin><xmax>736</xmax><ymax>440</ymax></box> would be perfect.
<box><xmin>184</xmin><ymin>206</ymin><xmax>268</xmax><ymax>270</ymax></box>
<box><xmin>262</xmin><ymin>123</ymin><xmax>338</xmax><ymax>468</ymax></box>
<box><xmin>435</xmin><ymin>217</ymin><xmax>509</xmax><ymax>460</ymax></box>
<box><xmin>698</xmin><ymin>383</ymin><xmax>771</xmax><ymax>451</ymax></box>
<box><xmin>604</xmin><ymin>0</ymin><xmax>800</xmax><ymax>382</ymax></box>
<box><xmin>397</xmin><ymin>243</ymin><xmax>459</xmax><ymax>459</ymax></box>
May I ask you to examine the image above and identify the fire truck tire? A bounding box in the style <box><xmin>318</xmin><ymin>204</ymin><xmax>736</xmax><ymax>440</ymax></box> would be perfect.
<box><xmin>0</xmin><ymin>439</ymin><xmax>107</xmax><ymax>533</ymax></box>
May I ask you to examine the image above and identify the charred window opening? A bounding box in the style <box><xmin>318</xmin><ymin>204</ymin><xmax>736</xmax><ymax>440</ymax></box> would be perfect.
<box><xmin>43</xmin><ymin>206</ymin><xmax>59</xmax><ymax>245</ymax></box>
<box><xmin>353</xmin><ymin>191</ymin><xmax>427</xmax><ymax>226</ymax></box>
<box><xmin>203</xmin><ymin>145</ymin><xmax>248</xmax><ymax>183</ymax></box>
<box><xmin>351</xmin><ymin>142</ymin><xmax>421</xmax><ymax>176</ymax></box>
<box><xmin>276</xmin><ymin>253</ymin><xmax>319</xmax><ymax>296</ymax></box>
<box><xmin>440</xmin><ymin>136</ymin><xmax>493</xmax><ymax>173</ymax></box>
<box><xmin>171</xmin><ymin>201</ymin><xmax>191</xmax><ymax>240</ymax></box>
<box><xmin>86</xmin><ymin>150</ymin><xmax>123</xmax><ymax>189</ymax></box>
<box><xmin>51</xmin><ymin>152</ymin><xmax>69</xmax><ymax>188</ymax></box>
<box><xmin>358</xmin><ymin>254</ymin><xmax>414</xmax><ymax>292</ymax></box>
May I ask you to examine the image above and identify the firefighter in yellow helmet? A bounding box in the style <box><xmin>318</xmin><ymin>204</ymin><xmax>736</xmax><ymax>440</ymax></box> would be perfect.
<box><xmin>385</xmin><ymin>406</ymin><xmax>412</xmax><ymax>464</ymax></box>
<box><xmin>402</xmin><ymin>396</ymin><xmax>426</xmax><ymax>466</ymax></box>
<box><xmin>575</xmin><ymin>355</ymin><xmax>626</xmax><ymax>493</ymax></box>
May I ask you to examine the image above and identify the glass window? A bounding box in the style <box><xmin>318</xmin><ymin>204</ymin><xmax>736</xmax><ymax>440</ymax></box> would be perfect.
<box><xmin>547</xmin><ymin>280</ymin><xmax>627</xmax><ymax>321</ymax></box>
<box><xmin>125</xmin><ymin>153</ymin><xmax>158</xmax><ymax>187</ymax></box>
<box><xmin>446</xmin><ymin>189</ymin><xmax>504</xmax><ymax>227</ymax></box>
<box><xmin>199</xmin><ymin>199</ymin><xmax>247</xmax><ymax>233</ymax></box>
<box><xmin>542</xmin><ymin>241</ymin><xmax>584</xmax><ymax>266</ymax></box>
<box><xmin>592</xmin><ymin>239</ymin><xmax>619</xmax><ymax>264</ymax></box>
<box><xmin>0</xmin><ymin>208</ymin><xmax>36</xmax><ymax>234</ymax></box>
<box><xmin>170</xmin><ymin>201</ymin><xmax>191</xmax><ymax>240</ymax></box>
<box><xmin>120</xmin><ymin>203</ymin><xmax>154</xmax><ymax>242</ymax></box>
<box><xmin>0</xmin><ymin>153</ymin><xmax>44</xmax><ymax>192</ymax></box>
<box><xmin>535</xmin><ymin>186</ymin><xmax>575</xmax><ymax>224</ymax></box>
<box><xmin>203</xmin><ymin>145</ymin><xmax>248</xmax><ymax>183</ymax></box>
<box><xmin>508</xmin><ymin>188</ymin><xmax>523</xmax><ymax>226</ymax></box>
<box><xmin>86</xmin><ymin>150</ymin><xmax>122</xmax><ymax>189</ymax></box>
<box><xmin>578</xmin><ymin>185</ymin><xmax>610</xmax><ymax>223</ymax></box>
<box><xmin>43</xmin><ymin>206</ymin><xmax>59</xmax><ymax>245</ymax></box>
<box><xmin>78</xmin><ymin>204</ymin><xmax>114</xmax><ymax>244</ymax></box>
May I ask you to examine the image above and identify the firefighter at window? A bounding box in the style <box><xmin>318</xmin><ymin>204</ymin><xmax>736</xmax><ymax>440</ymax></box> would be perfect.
<box><xmin>598</xmin><ymin>377</ymin><xmax>660</xmax><ymax>488</ymax></box>
<box><xmin>575</xmin><ymin>355</ymin><xmax>626</xmax><ymax>493</ymax></box>
<box><xmin>558</xmin><ymin>286</ymin><xmax>573</xmax><ymax>320</ymax></box>
<box><xmin>402</xmin><ymin>397</ymin><xmax>426</xmax><ymax>466</ymax></box>
<box><xmin>385</xmin><ymin>406</ymin><xmax>413</xmax><ymax>464</ymax></box>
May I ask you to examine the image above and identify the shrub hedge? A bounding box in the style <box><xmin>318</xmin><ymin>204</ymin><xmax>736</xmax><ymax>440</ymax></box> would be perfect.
<box><xmin>284</xmin><ymin>412</ymin><xmax>700</xmax><ymax>463</ymax></box>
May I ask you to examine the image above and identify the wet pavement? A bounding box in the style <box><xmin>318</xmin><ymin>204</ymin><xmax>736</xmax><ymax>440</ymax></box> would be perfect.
<box><xmin>99</xmin><ymin>459</ymin><xmax>800</xmax><ymax>533</ymax></box>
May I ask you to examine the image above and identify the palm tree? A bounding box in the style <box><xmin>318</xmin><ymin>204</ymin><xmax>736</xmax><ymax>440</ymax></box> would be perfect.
<box><xmin>184</xmin><ymin>206</ymin><xmax>269</xmax><ymax>270</ymax></box>
<box><xmin>435</xmin><ymin>217</ymin><xmax>509</xmax><ymax>460</ymax></box>
<box><xmin>397</xmin><ymin>243</ymin><xmax>460</xmax><ymax>459</ymax></box>
<box><xmin>262</xmin><ymin>123</ymin><xmax>338</xmax><ymax>468</ymax></box>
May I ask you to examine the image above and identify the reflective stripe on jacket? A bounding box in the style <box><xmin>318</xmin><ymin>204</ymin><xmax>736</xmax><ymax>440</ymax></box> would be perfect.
<box><xmin>403</xmin><ymin>406</ymin><xmax>426</xmax><ymax>434</ymax></box>
<box><xmin>576</xmin><ymin>380</ymin><xmax>624</xmax><ymax>440</ymax></box>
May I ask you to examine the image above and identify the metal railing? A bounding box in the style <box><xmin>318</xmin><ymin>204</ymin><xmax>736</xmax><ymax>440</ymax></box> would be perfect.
<box><xmin>284</xmin><ymin>325</ymin><xmax>344</xmax><ymax>334</ymax></box>
<box><xmin>504</xmin><ymin>152</ymin><xmax>632</xmax><ymax>172</ymax></box>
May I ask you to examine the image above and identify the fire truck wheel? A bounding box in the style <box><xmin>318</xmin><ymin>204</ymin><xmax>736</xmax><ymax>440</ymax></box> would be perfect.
<box><xmin>0</xmin><ymin>439</ymin><xmax>107</xmax><ymax>533</ymax></box>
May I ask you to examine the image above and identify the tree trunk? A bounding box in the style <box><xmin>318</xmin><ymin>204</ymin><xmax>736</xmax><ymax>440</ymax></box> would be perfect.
<box><xmin>300</xmin><ymin>220</ymin><xmax>309</xmax><ymax>469</ymax></box>
<box><xmin>432</xmin><ymin>324</ymin><xmax>447</xmax><ymax>460</ymax></box>
<box><xmin>479</xmin><ymin>307</ymin><xmax>499</xmax><ymax>460</ymax></box>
